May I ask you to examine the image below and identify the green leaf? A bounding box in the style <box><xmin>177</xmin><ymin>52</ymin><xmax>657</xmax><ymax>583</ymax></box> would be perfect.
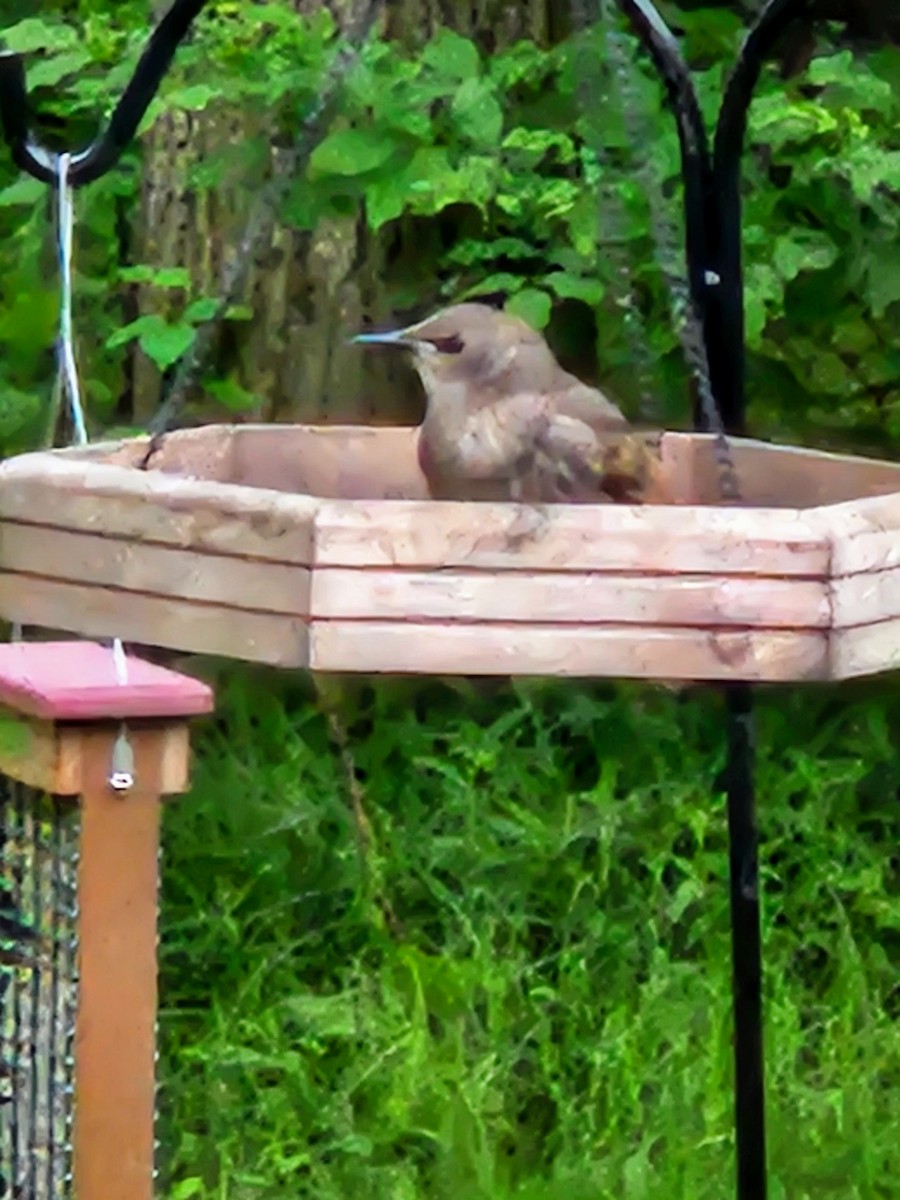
<box><xmin>502</xmin><ymin>127</ymin><xmax>575</xmax><ymax>166</ymax></box>
<box><xmin>807</xmin><ymin>50</ymin><xmax>894</xmax><ymax>115</ymax></box>
<box><xmin>185</xmin><ymin>298</ymin><xmax>221</xmax><ymax>323</ymax></box>
<box><xmin>773</xmin><ymin>232</ymin><xmax>838</xmax><ymax>281</ymax></box>
<box><xmin>744</xmin><ymin>263</ymin><xmax>782</xmax><ymax>346</ymax></box>
<box><xmin>544</xmin><ymin>271</ymin><xmax>604</xmax><ymax>305</ymax></box>
<box><xmin>205</xmin><ymin>378</ymin><xmax>259</xmax><ymax>412</ymax></box>
<box><xmin>447</xmin><ymin>237</ymin><xmax>538</xmax><ymax>266</ymax></box>
<box><xmin>842</xmin><ymin>147</ymin><xmax>900</xmax><ymax>203</ymax></box>
<box><xmin>451</xmin><ymin>79</ymin><xmax>504</xmax><ymax>148</ymax></box>
<box><xmin>309</xmin><ymin>128</ymin><xmax>400</xmax><ymax>178</ymax></box>
<box><xmin>118</xmin><ymin>266</ymin><xmax>157</xmax><ymax>284</ymax></box>
<box><xmin>364</xmin><ymin>147</ymin><xmax>450</xmax><ymax>229</ymax></box>
<box><xmin>421</xmin><ymin>29</ymin><xmax>480</xmax><ymax>81</ymax></box>
<box><xmin>865</xmin><ymin>245</ymin><xmax>900</xmax><ymax>318</ymax></box>
<box><xmin>506</xmin><ymin>288</ymin><xmax>552</xmax><ymax>330</ymax></box>
<box><xmin>2</xmin><ymin>18</ymin><xmax>80</xmax><ymax>52</ymax></box>
<box><xmin>154</xmin><ymin>268</ymin><xmax>192</xmax><ymax>290</ymax></box>
<box><xmin>106</xmin><ymin>315</ymin><xmax>195</xmax><ymax>370</ymax></box>
<box><xmin>139</xmin><ymin>321</ymin><xmax>195</xmax><ymax>370</ymax></box>
<box><xmin>458</xmin><ymin>273</ymin><xmax>524</xmax><ymax>300</ymax></box>
<box><xmin>808</xmin><ymin>351</ymin><xmax>851</xmax><ymax>396</ymax></box>
<box><xmin>119</xmin><ymin>266</ymin><xmax>191</xmax><ymax>289</ymax></box>
<box><xmin>165</xmin><ymin>84</ymin><xmax>221</xmax><ymax>113</ymax></box>
<box><xmin>25</xmin><ymin>49</ymin><xmax>93</xmax><ymax>89</ymax></box>
<box><xmin>0</xmin><ymin>177</ymin><xmax>44</xmax><ymax>208</ymax></box>
<box><xmin>169</xmin><ymin>1179</ymin><xmax>204</xmax><ymax>1200</ymax></box>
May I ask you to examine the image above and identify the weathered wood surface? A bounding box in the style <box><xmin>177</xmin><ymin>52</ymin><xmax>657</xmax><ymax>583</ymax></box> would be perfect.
<box><xmin>691</xmin><ymin>435</ymin><xmax>900</xmax><ymax>507</ymax></box>
<box><xmin>0</xmin><ymin>575</ymin><xmax>309</xmax><ymax>667</ymax></box>
<box><xmin>310</xmin><ymin>568</ymin><xmax>831</xmax><ymax>627</ymax></box>
<box><xmin>0</xmin><ymin>452</ymin><xmax>318</xmax><ymax>564</ymax></box>
<box><xmin>311</xmin><ymin>498</ymin><xmax>829</xmax><ymax>575</ymax></box>
<box><xmin>308</xmin><ymin>621</ymin><xmax>829</xmax><ymax>681</ymax></box>
<box><xmin>0</xmin><ymin>523</ymin><xmax>309</xmax><ymax>615</ymax></box>
<box><xmin>832</xmin><ymin>617</ymin><xmax>900</xmax><ymax>680</ymax></box>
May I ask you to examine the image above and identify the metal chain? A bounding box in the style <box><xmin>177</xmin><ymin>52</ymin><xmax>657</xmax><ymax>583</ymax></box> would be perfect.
<box><xmin>571</xmin><ymin>0</ymin><xmax>664</xmax><ymax>427</ymax></box>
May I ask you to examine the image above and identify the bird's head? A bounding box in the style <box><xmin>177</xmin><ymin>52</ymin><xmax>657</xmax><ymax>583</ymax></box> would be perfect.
<box><xmin>352</xmin><ymin>303</ymin><xmax>558</xmax><ymax>400</ymax></box>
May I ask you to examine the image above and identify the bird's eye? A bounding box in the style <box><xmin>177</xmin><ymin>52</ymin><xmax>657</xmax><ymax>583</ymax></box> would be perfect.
<box><xmin>429</xmin><ymin>334</ymin><xmax>464</xmax><ymax>354</ymax></box>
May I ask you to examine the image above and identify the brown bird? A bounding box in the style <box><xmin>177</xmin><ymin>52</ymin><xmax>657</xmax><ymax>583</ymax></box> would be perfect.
<box><xmin>353</xmin><ymin>302</ymin><xmax>661</xmax><ymax>504</ymax></box>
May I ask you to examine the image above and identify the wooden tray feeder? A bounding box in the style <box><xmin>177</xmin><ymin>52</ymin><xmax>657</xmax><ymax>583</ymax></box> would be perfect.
<box><xmin>1</xmin><ymin>422</ymin><xmax>900</xmax><ymax>684</ymax></box>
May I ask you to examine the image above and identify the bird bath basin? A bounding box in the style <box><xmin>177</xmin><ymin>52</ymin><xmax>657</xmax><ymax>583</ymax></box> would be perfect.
<box><xmin>2</xmin><ymin>423</ymin><xmax>900</xmax><ymax>682</ymax></box>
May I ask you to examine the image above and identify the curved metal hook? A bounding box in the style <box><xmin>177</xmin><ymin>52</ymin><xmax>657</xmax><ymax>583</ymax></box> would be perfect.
<box><xmin>0</xmin><ymin>0</ymin><xmax>209</xmax><ymax>187</ymax></box>
<box><xmin>614</xmin><ymin>0</ymin><xmax>715</xmax><ymax>339</ymax></box>
<box><xmin>710</xmin><ymin>0</ymin><xmax>814</xmax><ymax>433</ymax></box>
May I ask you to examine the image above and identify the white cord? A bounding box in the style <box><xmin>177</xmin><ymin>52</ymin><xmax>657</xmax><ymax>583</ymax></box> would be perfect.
<box><xmin>112</xmin><ymin>636</ymin><xmax>129</xmax><ymax>687</ymax></box>
<box><xmin>54</xmin><ymin>153</ymin><xmax>133</xmax><ymax>787</ymax></box>
<box><xmin>55</xmin><ymin>153</ymin><xmax>88</xmax><ymax>448</ymax></box>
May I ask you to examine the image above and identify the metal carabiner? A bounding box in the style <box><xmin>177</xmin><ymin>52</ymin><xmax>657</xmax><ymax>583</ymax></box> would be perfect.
<box><xmin>0</xmin><ymin>0</ymin><xmax>209</xmax><ymax>188</ymax></box>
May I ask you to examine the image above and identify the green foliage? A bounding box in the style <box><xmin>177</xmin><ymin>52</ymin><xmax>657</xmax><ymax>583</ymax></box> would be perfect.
<box><xmin>742</xmin><ymin>46</ymin><xmax>900</xmax><ymax>447</ymax></box>
<box><xmin>159</xmin><ymin>673</ymin><xmax>900</xmax><ymax>1198</ymax></box>
<box><xmin>0</xmin><ymin>11</ymin><xmax>898</xmax><ymax>1195</ymax></box>
<box><xmin>0</xmin><ymin>4</ymin><xmax>896</xmax><ymax>440</ymax></box>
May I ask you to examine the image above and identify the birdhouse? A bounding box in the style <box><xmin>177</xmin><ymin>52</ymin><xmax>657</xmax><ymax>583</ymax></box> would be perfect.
<box><xmin>1</xmin><ymin>422</ymin><xmax>899</xmax><ymax>684</ymax></box>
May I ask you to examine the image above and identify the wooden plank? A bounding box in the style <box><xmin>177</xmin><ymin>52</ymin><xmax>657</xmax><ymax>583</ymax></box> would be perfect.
<box><xmin>73</xmin><ymin>726</ymin><xmax>163</xmax><ymax>1200</ymax></box>
<box><xmin>830</xmin><ymin>567</ymin><xmax>900</xmax><ymax>629</ymax></box>
<box><xmin>309</xmin><ymin>620</ymin><xmax>828</xmax><ymax>682</ymax></box>
<box><xmin>0</xmin><ymin>574</ymin><xmax>309</xmax><ymax>668</ymax></box>
<box><xmin>311</xmin><ymin>568</ymin><xmax>830</xmax><ymax>629</ymax></box>
<box><xmin>313</xmin><ymin>499</ymin><xmax>829</xmax><ymax>576</ymax></box>
<box><xmin>692</xmin><ymin>435</ymin><xmax>900</xmax><ymax>508</ymax></box>
<box><xmin>67</xmin><ymin>426</ymin><xmax>238</xmax><ymax>482</ymax></box>
<box><xmin>0</xmin><ymin>522</ymin><xmax>309</xmax><ymax>616</ymax></box>
<box><xmin>812</xmin><ymin>492</ymin><xmax>900</xmax><ymax>576</ymax></box>
<box><xmin>655</xmin><ymin>433</ymin><xmax>696</xmax><ymax>505</ymax></box>
<box><xmin>230</xmin><ymin>423</ymin><xmax>430</xmax><ymax>500</ymax></box>
<box><xmin>832</xmin><ymin>617</ymin><xmax>900</xmax><ymax>680</ymax></box>
<box><xmin>0</xmin><ymin>453</ymin><xmax>317</xmax><ymax>564</ymax></box>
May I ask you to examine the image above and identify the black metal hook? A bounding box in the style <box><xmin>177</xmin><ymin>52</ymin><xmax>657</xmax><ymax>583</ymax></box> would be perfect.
<box><xmin>613</xmin><ymin>0</ymin><xmax>714</xmax><ymax>347</ymax></box>
<box><xmin>711</xmin><ymin>0</ymin><xmax>815</xmax><ymax>433</ymax></box>
<box><xmin>0</xmin><ymin>0</ymin><xmax>210</xmax><ymax>187</ymax></box>
<box><xmin>615</xmin><ymin>0</ymin><xmax>813</xmax><ymax>438</ymax></box>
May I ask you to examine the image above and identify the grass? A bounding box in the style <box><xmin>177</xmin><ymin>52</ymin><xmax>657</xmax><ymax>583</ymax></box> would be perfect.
<box><xmin>156</xmin><ymin>667</ymin><xmax>900</xmax><ymax>1199</ymax></box>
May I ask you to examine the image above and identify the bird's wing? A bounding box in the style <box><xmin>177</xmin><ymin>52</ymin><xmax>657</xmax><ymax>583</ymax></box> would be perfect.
<box><xmin>551</xmin><ymin>379</ymin><xmax>630</xmax><ymax>431</ymax></box>
<box><xmin>535</xmin><ymin>415</ymin><xmax>664</xmax><ymax>504</ymax></box>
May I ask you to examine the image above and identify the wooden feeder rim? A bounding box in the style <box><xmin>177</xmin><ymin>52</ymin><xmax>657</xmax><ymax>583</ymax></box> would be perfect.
<box><xmin>0</xmin><ymin>641</ymin><xmax>214</xmax><ymax>720</ymax></box>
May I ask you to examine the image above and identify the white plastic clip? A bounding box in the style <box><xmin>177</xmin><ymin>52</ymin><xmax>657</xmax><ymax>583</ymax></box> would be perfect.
<box><xmin>108</xmin><ymin>724</ymin><xmax>135</xmax><ymax>794</ymax></box>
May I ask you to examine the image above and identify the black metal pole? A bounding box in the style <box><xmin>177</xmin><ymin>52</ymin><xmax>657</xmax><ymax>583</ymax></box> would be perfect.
<box><xmin>724</xmin><ymin>682</ymin><xmax>764</xmax><ymax>1200</ymax></box>
<box><xmin>613</xmin><ymin>3</ymin><xmax>815</xmax><ymax>1197</ymax></box>
<box><xmin>0</xmin><ymin>0</ymin><xmax>209</xmax><ymax>187</ymax></box>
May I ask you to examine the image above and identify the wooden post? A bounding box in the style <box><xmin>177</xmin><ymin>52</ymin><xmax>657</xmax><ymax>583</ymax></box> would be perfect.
<box><xmin>0</xmin><ymin>641</ymin><xmax>213</xmax><ymax>1200</ymax></box>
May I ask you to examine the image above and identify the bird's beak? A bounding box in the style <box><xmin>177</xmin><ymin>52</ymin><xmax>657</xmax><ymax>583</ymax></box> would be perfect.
<box><xmin>350</xmin><ymin>328</ymin><xmax>415</xmax><ymax>348</ymax></box>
